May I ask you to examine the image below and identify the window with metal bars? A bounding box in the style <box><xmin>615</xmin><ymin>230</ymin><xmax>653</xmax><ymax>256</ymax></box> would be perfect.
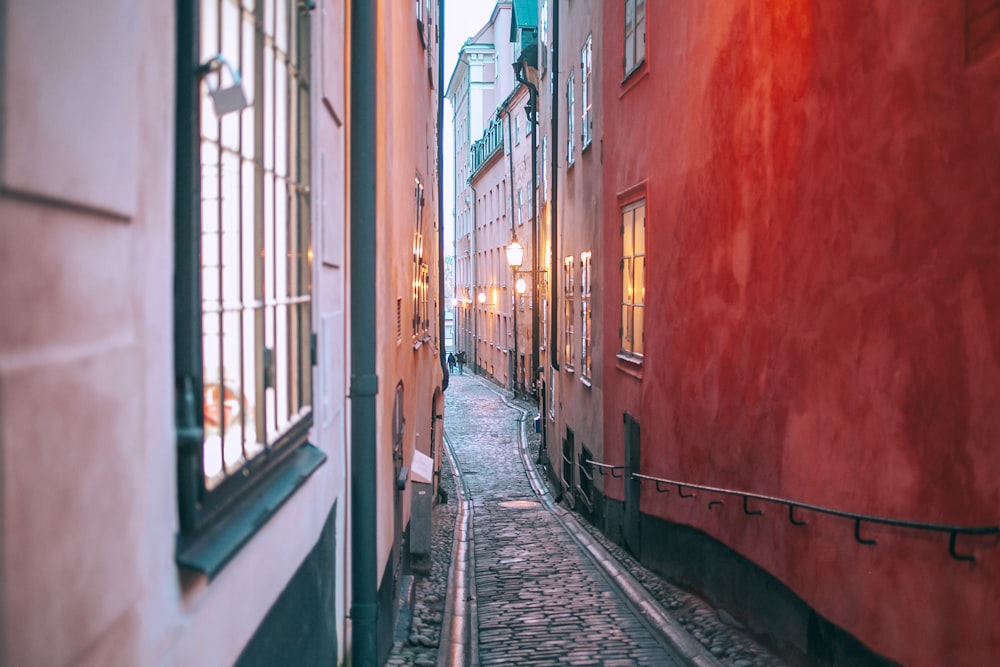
<box><xmin>174</xmin><ymin>0</ymin><xmax>321</xmax><ymax>571</ymax></box>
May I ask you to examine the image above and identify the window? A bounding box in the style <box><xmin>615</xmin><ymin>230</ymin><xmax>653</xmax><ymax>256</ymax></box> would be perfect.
<box><xmin>517</xmin><ymin>188</ymin><xmax>524</xmax><ymax>226</ymax></box>
<box><xmin>581</xmin><ymin>35</ymin><xmax>593</xmax><ymax>148</ymax></box>
<box><xmin>566</xmin><ymin>70</ymin><xmax>575</xmax><ymax>165</ymax></box>
<box><xmin>175</xmin><ymin>0</ymin><xmax>322</xmax><ymax>573</ymax></box>
<box><xmin>580</xmin><ymin>251</ymin><xmax>592</xmax><ymax>381</ymax></box>
<box><xmin>620</xmin><ymin>200</ymin><xmax>645</xmax><ymax>359</ymax></box>
<box><xmin>549</xmin><ymin>367</ymin><xmax>556</xmax><ymax>420</ymax></box>
<box><xmin>624</xmin><ymin>0</ymin><xmax>646</xmax><ymax>76</ymax></box>
<box><xmin>413</xmin><ymin>176</ymin><xmax>429</xmax><ymax>340</ymax></box>
<box><xmin>563</xmin><ymin>256</ymin><xmax>575</xmax><ymax>371</ymax></box>
<box><xmin>515</xmin><ymin>114</ymin><xmax>521</xmax><ymax>145</ymax></box>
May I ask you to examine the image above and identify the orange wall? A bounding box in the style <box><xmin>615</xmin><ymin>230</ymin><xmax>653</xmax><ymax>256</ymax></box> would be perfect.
<box><xmin>601</xmin><ymin>2</ymin><xmax>1000</xmax><ymax>665</ymax></box>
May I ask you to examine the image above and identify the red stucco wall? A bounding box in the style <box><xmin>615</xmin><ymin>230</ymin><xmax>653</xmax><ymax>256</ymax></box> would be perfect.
<box><xmin>601</xmin><ymin>2</ymin><xmax>1000</xmax><ymax>665</ymax></box>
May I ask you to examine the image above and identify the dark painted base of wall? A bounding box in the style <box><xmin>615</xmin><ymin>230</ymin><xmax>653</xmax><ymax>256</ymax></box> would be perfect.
<box><xmin>236</xmin><ymin>501</ymin><xmax>338</xmax><ymax>667</ymax></box>
<box><xmin>590</xmin><ymin>492</ymin><xmax>897</xmax><ymax>667</ymax></box>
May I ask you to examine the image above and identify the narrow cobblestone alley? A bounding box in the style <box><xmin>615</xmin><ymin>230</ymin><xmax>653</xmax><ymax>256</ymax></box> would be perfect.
<box><xmin>444</xmin><ymin>374</ymin><xmax>686</xmax><ymax>666</ymax></box>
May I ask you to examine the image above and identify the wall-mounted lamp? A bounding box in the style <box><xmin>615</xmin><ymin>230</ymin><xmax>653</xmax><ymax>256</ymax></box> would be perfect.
<box><xmin>515</xmin><ymin>277</ymin><xmax>527</xmax><ymax>294</ymax></box>
<box><xmin>506</xmin><ymin>238</ymin><xmax>524</xmax><ymax>269</ymax></box>
<box><xmin>477</xmin><ymin>292</ymin><xmax>486</xmax><ymax>304</ymax></box>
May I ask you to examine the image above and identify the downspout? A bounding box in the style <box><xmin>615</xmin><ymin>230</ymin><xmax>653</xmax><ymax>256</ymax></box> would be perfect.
<box><xmin>350</xmin><ymin>0</ymin><xmax>378</xmax><ymax>664</ymax></box>
<box><xmin>438</xmin><ymin>0</ymin><xmax>449</xmax><ymax>392</ymax></box>
<box><xmin>549</xmin><ymin>0</ymin><xmax>560</xmax><ymax>370</ymax></box>
<box><xmin>470</xmin><ymin>182</ymin><xmax>479</xmax><ymax>374</ymax></box>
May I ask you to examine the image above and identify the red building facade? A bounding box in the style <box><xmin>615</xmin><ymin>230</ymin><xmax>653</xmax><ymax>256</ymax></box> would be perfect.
<box><xmin>597</xmin><ymin>2</ymin><xmax>1000</xmax><ymax>665</ymax></box>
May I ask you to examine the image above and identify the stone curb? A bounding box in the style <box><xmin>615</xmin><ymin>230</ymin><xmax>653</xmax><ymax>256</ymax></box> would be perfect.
<box><xmin>437</xmin><ymin>429</ymin><xmax>479</xmax><ymax>667</ymax></box>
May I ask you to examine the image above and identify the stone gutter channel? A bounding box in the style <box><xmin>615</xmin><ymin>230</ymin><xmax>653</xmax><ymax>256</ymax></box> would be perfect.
<box><xmin>391</xmin><ymin>375</ymin><xmax>785</xmax><ymax>667</ymax></box>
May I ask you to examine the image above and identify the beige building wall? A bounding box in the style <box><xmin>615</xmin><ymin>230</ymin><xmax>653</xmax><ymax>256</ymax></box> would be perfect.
<box><xmin>373</xmin><ymin>0</ymin><xmax>444</xmax><ymax>616</ymax></box>
<box><xmin>0</xmin><ymin>1</ymin><xmax>350</xmax><ymax>664</ymax></box>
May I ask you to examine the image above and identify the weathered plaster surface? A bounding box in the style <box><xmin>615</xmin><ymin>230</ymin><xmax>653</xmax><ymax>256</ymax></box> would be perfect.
<box><xmin>602</xmin><ymin>2</ymin><xmax>1000</xmax><ymax>664</ymax></box>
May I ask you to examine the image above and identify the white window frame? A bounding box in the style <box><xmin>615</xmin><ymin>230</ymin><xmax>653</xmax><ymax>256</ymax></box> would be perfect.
<box><xmin>580</xmin><ymin>251</ymin><xmax>592</xmax><ymax>382</ymax></box>
<box><xmin>581</xmin><ymin>35</ymin><xmax>593</xmax><ymax>148</ymax></box>
<box><xmin>566</xmin><ymin>70</ymin><xmax>576</xmax><ymax>166</ymax></box>
<box><xmin>619</xmin><ymin>200</ymin><xmax>645</xmax><ymax>360</ymax></box>
<box><xmin>563</xmin><ymin>256</ymin><xmax>575</xmax><ymax>371</ymax></box>
<box><xmin>624</xmin><ymin>0</ymin><xmax>646</xmax><ymax>77</ymax></box>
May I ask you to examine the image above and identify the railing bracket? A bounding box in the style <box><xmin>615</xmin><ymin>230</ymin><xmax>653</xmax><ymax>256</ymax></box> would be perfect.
<box><xmin>743</xmin><ymin>495</ymin><xmax>763</xmax><ymax>516</ymax></box>
<box><xmin>788</xmin><ymin>504</ymin><xmax>807</xmax><ymax>526</ymax></box>
<box><xmin>854</xmin><ymin>519</ymin><xmax>876</xmax><ymax>546</ymax></box>
<box><xmin>949</xmin><ymin>531</ymin><xmax>975</xmax><ymax>563</ymax></box>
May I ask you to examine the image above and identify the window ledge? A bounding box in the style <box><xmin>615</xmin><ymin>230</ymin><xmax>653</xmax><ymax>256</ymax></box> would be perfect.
<box><xmin>619</xmin><ymin>60</ymin><xmax>649</xmax><ymax>98</ymax></box>
<box><xmin>580</xmin><ymin>375</ymin><xmax>592</xmax><ymax>388</ymax></box>
<box><xmin>176</xmin><ymin>443</ymin><xmax>326</xmax><ymax>579</ymax></box>
<box><xmin>615</xmin><ymin>353</ymin><xmax>644</xmax><ymax>379</ymax></box>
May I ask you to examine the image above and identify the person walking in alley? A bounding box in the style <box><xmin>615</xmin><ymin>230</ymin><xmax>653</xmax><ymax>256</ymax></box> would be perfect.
<box><xmin>447</xmin><ymin>352</ymin><xmax>456</xmax><ymax>373</ymax></box>
<box><xmin>457</xmin><ymin>352</ymin><xmax>465</xmax><ymax>375</ymax></box>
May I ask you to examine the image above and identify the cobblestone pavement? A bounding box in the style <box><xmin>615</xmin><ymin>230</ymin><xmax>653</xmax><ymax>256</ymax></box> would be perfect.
<box><xmin>444</xmin><ymin>374</ymin><xmax>684</xmax><ymax>666</ymax></box>
<box><xmin>390</xmin><ymin>372</ymin><xmax>787</xmax><ymax>666</ymax></box>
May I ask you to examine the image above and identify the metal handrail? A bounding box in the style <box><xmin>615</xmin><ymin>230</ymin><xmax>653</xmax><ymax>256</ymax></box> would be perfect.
<box><xmin>586</xmin><ymin>459</ymin><xmax>623</xmax><ymax>478</ymax></box>
<box><xmin>631</xmin><ymin>472</ymin><xmax>998</xmax><ymax>563</ymax></box>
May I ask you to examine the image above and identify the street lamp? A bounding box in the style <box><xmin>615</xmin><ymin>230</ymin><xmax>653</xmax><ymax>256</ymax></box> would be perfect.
<box><xmin>506</xmin><ymin>238</ymin><xmax>524</xmax><ymax>396</ymax></box>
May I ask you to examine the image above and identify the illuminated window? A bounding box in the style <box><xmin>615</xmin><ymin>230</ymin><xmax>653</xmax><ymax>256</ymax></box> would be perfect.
<box><xmin>580</xmin><ymin>251</ymin><xmax>592</xmax><ymax>380</ymax></box>
<box><xmin>563</xmin><ymin>256</ymin><xmax>575</xmax><ymax>371</ymax></box>
<box><xmin>624</xmin><ymin>0</ymin><xmax>646</xmax><ymax>76</ymax></box>
<box><xmin>175</xmin><ymin>0</ymin><xmax>321</xmax><ymax>573</ymax></box>
<box><xmin>413</xmin><ymin>176</ymin><xmax>430</xmax><ymax>340</ymax></box>
<box><xmin>581</xmin><ymin>35</ymin><xmax>593</xmax><ymax>148</ymax></box>
<box><xmin>620</xmin><ymin>200</ymin><xmax>645</xmax><ymax>359</ymax></box>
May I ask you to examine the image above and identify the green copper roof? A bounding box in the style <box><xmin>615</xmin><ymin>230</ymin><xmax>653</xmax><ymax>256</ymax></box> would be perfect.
<box><xmin>509</xmin><ymin>0</ymin><xmax>538</xmax><ymax>42</ymax></box>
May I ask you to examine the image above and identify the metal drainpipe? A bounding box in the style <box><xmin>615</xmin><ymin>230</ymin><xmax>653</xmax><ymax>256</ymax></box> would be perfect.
<box><xmin>438</xmin><ymin>0</ymin><xmax>448</xmax><ymax>392</ymax></box>
<box><xmin>550</xmin><ymin>0</ymin><xmax>560</xmax><ymax>371</ymax></box>
<box><xmin>350</xmin><ymin>0</ymin><xmax>378</xmax><ymax>664</ymax></box>
<box><xmin>470</xmin><ymin>182</ymin><xmax>478</xmax><ymax>374</ymax></box>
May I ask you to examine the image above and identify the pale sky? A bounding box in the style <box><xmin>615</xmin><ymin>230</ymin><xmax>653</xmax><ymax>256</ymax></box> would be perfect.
<box><xmin>442</xmin><ymin>0</ymin><xmax>497</xmax><ymax>260</ymax></box>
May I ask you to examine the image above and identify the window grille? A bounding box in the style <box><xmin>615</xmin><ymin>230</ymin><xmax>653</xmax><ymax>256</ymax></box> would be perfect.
<box><xmin>175</xmin><ymin>0</ymin><xmax>318</xmax><ymax>548</ymax></box>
